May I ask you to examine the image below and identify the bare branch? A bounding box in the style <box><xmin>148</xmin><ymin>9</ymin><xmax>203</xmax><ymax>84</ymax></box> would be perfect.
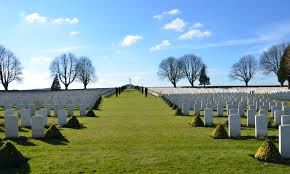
<box><xmin>230</xmin><ymin>55</ymin><xmax>257</xmax><ymax>86</ymax></box>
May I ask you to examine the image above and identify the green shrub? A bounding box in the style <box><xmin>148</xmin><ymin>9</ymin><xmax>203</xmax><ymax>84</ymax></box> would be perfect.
<box><xmin>45</xmin><ymin>125</ymin><xmax>64</xmax><ymax>140</ymax></box>
<box><xmin>175</xmin><ymin>108</ymin><xmax>183</xmax><ymax>116</ymax></box>
<box><xmin>254</xmin><ymin>139</ymin><xmax>282</xmax><ymax>163</ymax></box>
<box><xmin>0</xmin><ymin>142</ymin><xmax>26</xmax><ymax>169</ymax></box>
<box><xmin>211</xmin><ymin>124</ymin><xmax>228</xmax><ymax>139</ymax></box>
<box><xmin>172</xmin><ymin>104</ymin><xmax>178</xmax><ymax>110</ymax></box>
<box><xmin>92</xmin><ymin>96</ymin><xmax>102</xmax><ymax>110</ymax></box>
<box><xmin>66</xmin><ymin>116</ymin><xmax>81</xmax><ymax>128</ymax></box>
<box><xmin>51</xmin><ymin>75</ymin><xmax>61</xmax><ymax>91</ymax></box>
<box><xmin>86</xmin><ymin>110</ymin><xmax>97</xmax><ymax>117</ymax></box>
<box><xmin>190</xmin><ymin>115</ymin><xmax>204</xmax><ymax>127</ymax></box>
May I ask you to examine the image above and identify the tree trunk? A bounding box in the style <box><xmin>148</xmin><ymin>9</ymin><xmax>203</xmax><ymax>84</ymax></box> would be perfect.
<box><xmin>190</xmin><ymin>81</ymin><xmax>194</xmax><ymax>87</ymax></box>
<box><xmin>280</xmin><ymin>81</ymin><xmax>284</xmax><ymax>87</ymax></box>
<box><xmin>65</xmin><ymin>84</ymin><xmax>68</xmax><ymax>90</ymax></box>
<box><xmin>84</xmin><ymin>84</ymin><xmax>87</xmax><ymax>90</ymax></box>
<box><xmin>172</xmin><ymin>81</ymin><xmax>176</xmax><ymax>88</ymax></box>
<box><xmin>3</xmin><ymin>84</ymin><xmax>8</xmax><ymax>91</ymax></box>
<box><xmin>245</xmin><ymin>81</ymin><xmax>248</xmax><ymax>87</ymax></box>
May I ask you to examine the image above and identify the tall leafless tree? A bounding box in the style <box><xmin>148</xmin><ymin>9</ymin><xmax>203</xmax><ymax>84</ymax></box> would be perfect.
<box><xmin>76</xmin><ymin>56</ymin><xmax>96</xmax><ymax>89</ymax></box>
<box><xmin>179</xmin><ymin>54</ymin><xmax>203</xmax><ymax>87</ymax></box>
<box><xmin>158</xmin><ymin>57</ymin><xmax>184</xmax><ymax>87</ymax></box>
<box><xmin>260</xmin><ymin>43</ymin><xmax>288</xmax><ymax>86</ymax></box>
<box><xmin>0</xmin><ymin>45</ymin><xmax>23</xmax><ymax>91</ymax></box>
<box><xmin>50</xmin><ymin>53</ymin><xmax>78</xmax><ymax>90</ymax></box>
<box><xmin>230</xmin><ymin>55</ymin><xmax>258</xmax><ymax>86</ymax></box>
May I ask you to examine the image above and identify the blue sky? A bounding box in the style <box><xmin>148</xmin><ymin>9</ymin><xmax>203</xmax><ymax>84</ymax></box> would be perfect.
<box><xmin>1</xmin><ymin>0</ymin><xmax>290</xmax><ymax>89</ymax></box>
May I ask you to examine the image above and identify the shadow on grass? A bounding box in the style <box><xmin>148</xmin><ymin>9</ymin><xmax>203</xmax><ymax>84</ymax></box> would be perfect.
<box><xmin>37</xmin><ymin>137</ymin><xmax>69</xmax><ymax>145</ymax></box>
<box><xmin>230</xmin><ymin>136</ymin><xmax>279</xmax><ymax>142</ymax></box>
<box><xmin>0</xmin><ymin>159</ymin><xmax>31</xmax><ymax>174</ymax></box>
<box><xmin>8</xmin><ymin>137</ymin><xmax>37</xmax><ymax>146</ymax></box>
<box><xmin>249</xmin><ymin>154</ymin><xmax>290</xmax><ymax>166</ymax></box>
<box><xmin>62</xmin><ymin>124</ymin><xmax>87</xmax><ymax>130</ymax></box>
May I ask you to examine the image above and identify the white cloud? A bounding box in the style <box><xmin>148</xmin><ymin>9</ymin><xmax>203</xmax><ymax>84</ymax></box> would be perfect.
<box><xmin>178</xmin><ymin>29</ymin><xmax>211</xmax><ymax>40</ymax></box>
<box><xmin>163</xmin><ymin>18</ymin><xmax>186</xmax><ymax>32</ymax></box>
<box><xmin>52</xmin><ymin>17</ymin><xmax>79</xmax><ymax>24</ymax></box>
<box><xmin>167</xmin><ymin>9</ymin><xmax>181</xmax><ymax>15</ymax></box>
<box><xmin>25</xmin><ymin>12</ymin><xmax>79</xmax><ymax>25</ymax></box>
<box><xmin>192</xmin><ymin>22</ymin><xmax>204</xmax><ymax>28</ymax></box>
<box><xmin>153</xmin><ymin>15</ymin><xmax>163</xmax><ymax>20</ymax></box>
<box><xmin>150</xmin><ymin>40</ymin><xmax>171</xmax><ymax>51</ymax></box>
<box><xmin>153</xmin><ymin>9</ymin><xmax>181</xmax><ymax>20</ymax></box>
<box><xmin>121</xmin><ymin>35</ymin><xmax>143</xmax><ymax>47</ymax></box>
<box><xmin>25</xmin><ymin>13</ymin><xmax>48</xmax><ymax>24</ymax></box>
<box><xmin>69</xmin><ymin>31</ymin><xmax>80</xmax><ymax>37</ymax></box>
<box><xmin>31</xmin><ymin>56</ymin><xmax>51</xmax><ymax>63</ymax></box>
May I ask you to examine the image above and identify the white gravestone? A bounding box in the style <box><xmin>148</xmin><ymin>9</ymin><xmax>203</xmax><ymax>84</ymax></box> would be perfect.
<box><xmin>31</xmin><ymin>116</ymin><xmax>45</xmax><ymax>138</ymax></box>
<box><xmin>78</xmin><ymin>104</ymin><xmax>87</xmax><ymax>116</ymax></box>
<box><xmin>229</xmin><ymin>109</ymin><xmax>238</xmax><ymax>116</ymax></box>
<box><xmin>5</xmin><ymin>115</ymin><xmax>18</xmax><ymax>138</ymax></box>
<box><xmin>38</xmin><ymin>108</ymin><xmax>48</xmax><ymax>126</ymax></box>
<box><xmin>283</xmin><ymin>106</ymin><xmax>290</xmax><ymax>115</ymax></box>
<box><xmin>217</xmin><ymin>104</ymin><xmax>223</xmax><ymax>116</ymax></box>
<box><xmin>228</xmin><ymin>114</ymin><xmax>240</xmax><ymax>138</ymax></box>
<box><xmin>20</xmin><ymin>109</ymin><xmax>31</xmax><ymax>127</ymax></box>
<box><xmin>281</xmin><ymin>115</ymin><xmax>290</xmax><ymax>125</ymax></box>
<box><xmin>204</xmin><ymin>108</ymin><xmax>213</xmax><ymax>126</ymax></box>
<box><xmin>194</xmin><ymin>104</ymin><xmax>200</xmax><ymax>116</ymax></box>
<box><xmin>255</xmin><ymin>115</ymin><xmax>268</xmax><ymax>138</ymax></box>
<box><xmin>4</xmin><ymin>109</ymin><xmax>15</xmax><ymax>118</ymax></box>
<box><xmin>247</xmin><ymin>109</ymin><xmax>256</xmax><ymax>127</ymax></box>
<box><xmin>259</xmin><ymin>109</ymin><xmax>268</xmax><ymax>117</ymax></box>
<box><xmin>271</xmin><ymin>106</ymin><xmax>279</xmax><ymax>117</ymax></box>
<box><xmin>274</xmin><ymin>110</ymin><xmax>282</xmax><ymax>126</ymax></box>
<box><xmin>67</xmin><ymin>104</ymin><xmax>74</xmax><ymax>116</ymax></box>
<box><xmin>238</xmin><ymin>105</ymin><xmax>245</xmax><ymax>117</ymax></box>
<box><xmin>57</xmin><ymin>110</ymin><xmax>68</xmax><ymax>126</ymax></box>
<box><xmin>45</xmin><ymin>104</ymin><xmax>52</xmax><ymax>116</ymax></box>
<box><xmin>182</xmin><ymin>103</ymin><xmax>190</xmax><ymax>116</ymax></box>
<box><xmin>279</xmin><ymin>125</ymin><xmax>290</xmax><ymax>159</ymax></box>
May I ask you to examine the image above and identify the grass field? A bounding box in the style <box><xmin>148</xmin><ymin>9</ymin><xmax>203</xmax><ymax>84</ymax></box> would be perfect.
<box><xmin>0</xmin><ymin>89</ymin><xmax>289</xmax><ymax>173</ymax></box>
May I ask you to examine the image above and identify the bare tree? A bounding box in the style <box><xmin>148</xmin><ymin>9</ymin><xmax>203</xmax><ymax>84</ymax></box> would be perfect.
<box><xmin>0</xmin><ymin>45</ymin><xmax>23</xmax><ymax>91</ymax></box>
<box><xmin>179</xmin><ymin>54</ymin><xmax>203</xmax><ymax>87</ymax></box>
<box><xmin>50</xmin><ymin>53</ymin><xmax>78</xmax><ymax>90</ymax></box>
<box><xmin>230</xmin><ymin>55</ymin><xmax>258</xmax><ymax>86</ymax></box>
<box><xmin>158</xmin><ymin>57</ymin><xmax>184</xmax><ymax>87</ymax></box>
<box><xmin>77</xmin><ymin>56</ymin><xmax>96</xmax><ymax>89</ymax></box>
<box><xmin>260</xmin><ymin>43</ymin><xmax>288</xmax><ymax>86</ymax></box>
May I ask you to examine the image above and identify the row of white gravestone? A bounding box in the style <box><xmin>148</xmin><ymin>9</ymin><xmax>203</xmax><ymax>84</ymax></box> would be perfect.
<box><xmin>182</xmin><ymin>104</ymin><xmax>290</xmax><ymax>159</ymax></box>
<box><xmin>149</xmin><ymin>87</ymin><xmax>290</xmax><ymax>101</ymax></box>
<box><xmin>159</xmin><ymin>89</ymin><xmax>290</xmax><ymax>111</ymax></box>
<box><xmin>3</xmin><ymin>106</ymin><xmax>86</xmax><ymax>138</ymax></box>
<box><xmin>149</xmin><ymin>87</ymin><xmax>290</xmax><ymax>94</ymax></box>
<box><xmin>228</xmin><ymin>114</ymin><xmax>290</xmax><ymax>159</ymax></box>
<box><xmin>4</xmin><ymin>102</ymin><xmax>87</xmax><ymax>118</ymax></box>
<box><xmin>5</xmin><ymin>115</ymin><xmax>45</xmax><ymax>138</ymax></box>
<box><xmin>0</xmin><ymin>88</ymin><xmax>113</xmax><ymax>112</ymax></box>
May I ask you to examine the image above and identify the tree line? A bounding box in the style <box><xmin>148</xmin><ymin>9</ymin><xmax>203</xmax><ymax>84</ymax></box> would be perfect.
<box><xmin>158</xmin><ymin>55</ymin><xmax>210</xmax><ymax>87</ymax></box>
<box><xmin>0</xmin><ymin>45</ymin><xmax>96</xmax><ymax>91</ymax></box>
<box><xmin>158</xmin><ymin>42</ymin><xmax>290</xmax><ymax>87</ymax></box>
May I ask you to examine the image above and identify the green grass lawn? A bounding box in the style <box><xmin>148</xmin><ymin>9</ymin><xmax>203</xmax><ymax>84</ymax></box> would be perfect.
<box><xmin>0</xmin><ymin>89</ymin><xmax>289</xmax><ymax>173</ymax></box>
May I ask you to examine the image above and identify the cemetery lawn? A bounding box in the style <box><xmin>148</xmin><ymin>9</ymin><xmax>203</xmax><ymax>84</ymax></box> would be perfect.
<box><xmin>0</xmin><ymin>89</ymin><xmax>289</xmax><ymax>173</ymax></box>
